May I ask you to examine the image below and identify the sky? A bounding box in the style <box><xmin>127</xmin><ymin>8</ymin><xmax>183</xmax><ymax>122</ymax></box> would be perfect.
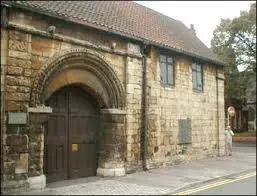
<box><xmin>135</xmin><ymin>1</ymin><xmax>254</xmax><ymax>48</ymax></box>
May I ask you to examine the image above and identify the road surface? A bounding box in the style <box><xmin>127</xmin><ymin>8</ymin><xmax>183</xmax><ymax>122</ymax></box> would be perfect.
<box><xmin>175</xmin><ymin>171</ymin><xmax>256</xmax><ymax>195</ymax></box>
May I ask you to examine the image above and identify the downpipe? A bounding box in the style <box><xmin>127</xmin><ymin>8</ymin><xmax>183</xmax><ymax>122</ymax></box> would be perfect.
<box><xmin>140</xmin><ymin>43</ymin><xmax>150</xmax><ymax>171</ymax></box>
<box><xmin>215</xmin><ymin>67</ymin><xmax>220</xmax><ymax>156</ymax></box>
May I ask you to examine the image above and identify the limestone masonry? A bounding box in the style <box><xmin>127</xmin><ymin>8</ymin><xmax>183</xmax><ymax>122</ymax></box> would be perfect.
<box><xmin>1</xmin><ymin>3</ymin><xmax>225</xmax><ymax>194</ymax></box>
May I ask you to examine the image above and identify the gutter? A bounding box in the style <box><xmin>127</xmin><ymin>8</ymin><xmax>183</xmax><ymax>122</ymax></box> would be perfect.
<box><xmin>0</xmin><ymin>2</ymin><xmax>9</xmax><ymax>182</ymax></box>
<box><xmin>215</xmin><ymin>67</ymin><xmax>220</xmax><ymax>155</ymax></box>
<box><xmin>124</xmin><ymin>54</ymin><xmax>128</xmax><ymax>168</ymax></box>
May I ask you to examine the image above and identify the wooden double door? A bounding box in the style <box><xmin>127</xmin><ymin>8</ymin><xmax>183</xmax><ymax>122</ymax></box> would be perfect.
<box><xmin>44</xmin><ymin>86</ymin><xmax>100</xmax><ymax>183</ymax></box>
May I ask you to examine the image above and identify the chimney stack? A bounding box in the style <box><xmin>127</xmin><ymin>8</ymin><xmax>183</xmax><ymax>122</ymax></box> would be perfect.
<box><xmin>190</xmin><ymin>24</ymin><xmax>196</xmax><ymax>36</ymax></box>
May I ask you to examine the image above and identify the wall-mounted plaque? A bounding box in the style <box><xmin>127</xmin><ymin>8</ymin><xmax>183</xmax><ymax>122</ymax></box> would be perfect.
<box><xmin>8</xmin><ymin>112</ymin><xmax>27</xmax><ymax>125</ymax></box>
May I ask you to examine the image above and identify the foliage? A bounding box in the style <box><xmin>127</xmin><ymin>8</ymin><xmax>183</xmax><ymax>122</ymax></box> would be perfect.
<box><xmin>211</xmin><ymin>3</ymin><xmax>256</xmax><ymax>101</ymax></box>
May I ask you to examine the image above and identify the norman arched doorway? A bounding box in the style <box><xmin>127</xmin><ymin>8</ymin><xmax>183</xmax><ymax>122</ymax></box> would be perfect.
<box><xmin>44</xmin><ymin>85</ymin><xmax>100</xmax><ymax>183</ymax></box>
<box><xmin>28</xmin><ymin>48</ymin><xmax>126</xmax><ymax>188</ymax></box>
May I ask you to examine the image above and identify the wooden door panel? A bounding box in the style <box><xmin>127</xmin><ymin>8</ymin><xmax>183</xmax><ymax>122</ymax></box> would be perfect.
<box><xmin>68</xmin><ymin>87</ymin><xmax>99</xmax><ymax>179</ymax></box>
<box><xmin>69</xmin><ymin>143</ymin><xmax>97</xmax><ymax>178</ymax></box>
<box><xmin>44</xmin><ymin>88</ymin><xmax>68</xmax><ymax>183</ymax></box>
<box><xmin>46</xmin><ymin>115</ymin><xmax>66</xmax><ymax>138</ymax></box>
<box><xmin>69</xmin><ymin>88</ymin><xmax>95</xmax><ymax>114</ymax></box>
<box><xmin>83</xmin><ymin>143</ymin><xmax>97</xmax><ymax>168</ymax></box>
<box><xmin>44</xmin><ymin>144</ymin><xmax>67</xmax><ymax>183</ymax></box>
<box><xmin>70</xmin><ymin>116</ymin><xmax>96</xmax><ymax>142</ymax></box>
<box><xmin>45</xmin><ymin>86</ymin><xmax>99</xmax><ymax>182</ymax></box>
<box><xmin>56</xmin><ymin>144</ymin><xmax>65</xmax><ymax>170</ymax></box>
<box><xmin>49</xmin><ymin>90</ymin><xmax>68</xmax><ymax>113</ymax></box>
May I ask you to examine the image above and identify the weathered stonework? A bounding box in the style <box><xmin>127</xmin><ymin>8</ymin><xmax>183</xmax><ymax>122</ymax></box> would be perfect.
<box><xmin>27</xmin><ymin>106</ymin><xmax>52</xmax><ymax>190</ymax></box>
<box><xmin>143</xmin><ymin>48</ymin><xmax>225</xmax><ymax>169</ymax></box>
<box><xmin>97</xmin><ymin>109</ymin><xmax>126</xmax><ymax>177</ymax></box>
<box><xmin>125</xmin><ymin>51</ymin><xmax>143</xmax><ymax>173</ymax></box>
<box><xmin>1</xmin><ymin>6</ymin><xmax>225</xmax><ymax>194</ymax></box>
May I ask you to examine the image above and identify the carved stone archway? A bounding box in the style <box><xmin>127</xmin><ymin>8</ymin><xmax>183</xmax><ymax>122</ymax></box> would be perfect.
<box><xmin>30</xmin><ymin>48</ymin><xmax>125</xmax><ymax>109</ymax></box>
<box><xmin>27</xmin><ymin>48</ymin><xmax>126</xmax><ymax>189</ymax></box>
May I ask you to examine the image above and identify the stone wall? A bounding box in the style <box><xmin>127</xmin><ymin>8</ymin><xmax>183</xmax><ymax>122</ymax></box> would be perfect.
<box><xmin>2</xmin><ymin>8</ymin><xmax>130</xmax><ymax>193</ymax></box>
<box><xmin>97</xmin><ymin>109</ymin><xmax>126</xmax><ymax>176</ymax></box>
<box><xmin>122</xmin><ymin>45</ymin><xmax>225</xmax><ymax>171</ymax></box>
<box><xmin>145</xmin><ymin>47</ymin><xmax>225</xmax><ymax>168</ymax></box>
<box><xmin>1</xmin><ymin>7</ymin><xmax>225</xmax><ymax>193</ymax></box>
<box><xmin>125</xmin><ymin>50</ymin><xmax>143</xmax><ymax>173</ymax></box>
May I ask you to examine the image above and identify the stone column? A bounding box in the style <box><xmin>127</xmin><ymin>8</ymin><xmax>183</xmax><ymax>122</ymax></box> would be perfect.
<box><xmin>97</xmin><ymin>109</ymin><xmax>126</xmax><ymax>177</ymax></box>
<box><xmin>27</xmin><ymin>106</ymin><xmax>52</xmax><ymax>190</ymax></box>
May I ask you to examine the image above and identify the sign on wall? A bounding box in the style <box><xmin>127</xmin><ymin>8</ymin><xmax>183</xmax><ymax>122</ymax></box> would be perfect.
<box><xmin>8</xmin><ymin>112</ymin><xmax>27</xmax><ymax>125</ymax></box>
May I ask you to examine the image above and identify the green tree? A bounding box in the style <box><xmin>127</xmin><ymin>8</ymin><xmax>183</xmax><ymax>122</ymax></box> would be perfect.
<box><xmin>211</xmin><ymin>3</ymin><xmax>256</xmax><ymax>101</ymax></box>
<box><xmin>230</xmin><ymin>3</ymin><xmax>256</xmax><ymax>72</ymax></box>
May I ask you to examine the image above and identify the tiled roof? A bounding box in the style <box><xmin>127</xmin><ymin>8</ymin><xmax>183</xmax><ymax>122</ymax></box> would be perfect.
<box><xmin>4</xmin><ymin>1</ymin><xmax>224</xmax><ymax>65</ymax></box>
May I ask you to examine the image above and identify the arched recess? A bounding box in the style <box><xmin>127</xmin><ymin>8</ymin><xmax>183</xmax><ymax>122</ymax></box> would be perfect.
<box><xmin>27</xmin><ymin>48</ymin><xmax>126</xmax><ymax>186</ymax></box>
<box><xmin>30</xmin><ymin>48</ymin><xmax>125</xmax><ymax>109</ymax></box>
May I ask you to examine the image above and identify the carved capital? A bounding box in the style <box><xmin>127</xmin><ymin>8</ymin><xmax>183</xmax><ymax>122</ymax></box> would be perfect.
<box><xmin>27</xmin><ymin>105</ymin><xmax>52</xmax><ymax>124</ymax></box>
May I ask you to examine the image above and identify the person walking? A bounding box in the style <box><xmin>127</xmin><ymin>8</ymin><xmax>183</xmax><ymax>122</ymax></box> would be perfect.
<box><xmin>225</xmin><ymin>126</ymin><xmax>234</xmax><ymax>156</ymax></box>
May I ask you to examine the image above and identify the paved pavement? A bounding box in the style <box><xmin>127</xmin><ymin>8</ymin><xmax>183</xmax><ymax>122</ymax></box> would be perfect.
<box><xmin>11</xmin><ymin>143</ymin><xmax>256</xmax><ymax>195</ymax></box>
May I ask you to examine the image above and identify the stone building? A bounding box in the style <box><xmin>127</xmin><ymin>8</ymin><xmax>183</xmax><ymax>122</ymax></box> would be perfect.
<box><xmin>1</xmin><ymin>1</ymin><xmax>226</xmax><ymax>193</ymax></box>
